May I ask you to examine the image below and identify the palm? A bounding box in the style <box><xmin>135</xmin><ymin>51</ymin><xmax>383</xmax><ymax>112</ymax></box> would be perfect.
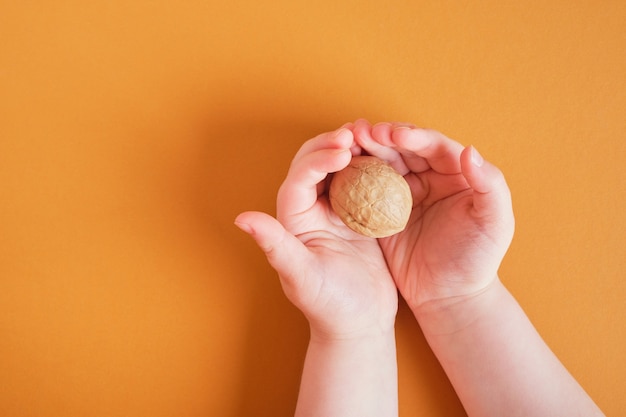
<box><xmin>379</xmin><ymin>172</ymin><xmax>471</xmax><ymax>304</ymax></box>
<box><xmin>279</xmin><ymin>195</ymin><xmax>398</xmax><ymax>335</ymax></box>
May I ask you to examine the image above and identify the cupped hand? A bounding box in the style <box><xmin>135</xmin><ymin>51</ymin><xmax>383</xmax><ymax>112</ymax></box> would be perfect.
<box><xmin>235</xmin><ymin>126</ymin><xmax>398</xmax><ymax>339</ymax></box>
<box><xmin>351</xmin><ymin>120</ymin><xmax>515</xmax><ymax>311</ymax></box>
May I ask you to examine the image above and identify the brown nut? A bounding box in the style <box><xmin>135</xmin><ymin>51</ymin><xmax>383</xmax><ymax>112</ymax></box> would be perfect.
<box><xmin>329</xmin><ymin>156</ymin><xmax>412</xmax><ymax>238</ymax></box>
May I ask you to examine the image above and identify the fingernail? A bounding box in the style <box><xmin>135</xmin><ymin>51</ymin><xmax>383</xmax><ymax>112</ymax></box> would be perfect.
<box><xmin>234</xmin><ymin>220</ymin><xmax>254</xmax><ymax>235</ymax></box>
<box><xmin>334</xmin><ymin>127</ymin><xmax>348</xmax><ymax>137</ymax></box>
<box><xmin>470</xmin><ymin>146</ymin><xmax>484</xmax><ymax>167</ymax></box>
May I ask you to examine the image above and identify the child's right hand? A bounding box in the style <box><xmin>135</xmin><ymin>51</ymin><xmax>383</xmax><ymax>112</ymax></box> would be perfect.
<box><xmin>235</xmin><ymin>126</ymin><xmax>398</xmax><ymax>341</ymax></box>
<box><xmin>351</xmin><ymin>120</ymin><xmax>515</xmax><ymax>314</ymax></box>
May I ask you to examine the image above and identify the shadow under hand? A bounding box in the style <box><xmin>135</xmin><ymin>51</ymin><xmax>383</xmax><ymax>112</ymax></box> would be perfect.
<box><xmin>203</xmin><ymin>120</ymin><xmax>314</xmax><ymax>417</ymax></box>
<box><xmin>395</xmin><ymin>297</ymin><xmax>467</xmax><ymax>416</ymax></box>
<box><xmin>193</xmin><ymin>111</ymin><xmax>338</xmax><ymax>416</ymax></box>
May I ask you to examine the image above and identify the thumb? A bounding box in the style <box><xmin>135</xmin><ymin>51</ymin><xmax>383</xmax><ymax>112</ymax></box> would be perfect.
<box><xmin>234</xmin><ymin>211</ymin><xmax>310</xmax><ymax>282</ymax></box>
<box><xmin>460</xmin><ymin>146</ymin><xmax>513</xmax><ymax>221</ymax></box>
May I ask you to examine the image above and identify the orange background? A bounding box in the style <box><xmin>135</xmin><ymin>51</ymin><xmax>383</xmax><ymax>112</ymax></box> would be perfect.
<box><xmin>1</xmin><ymin>1</ymin><xmax>625</xmax><ymax>416</ymax></box>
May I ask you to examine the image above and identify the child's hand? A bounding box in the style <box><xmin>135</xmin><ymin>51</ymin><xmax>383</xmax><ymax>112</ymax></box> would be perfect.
<box><xmin>236</xmin><ymin>127</ymin><xmax>398</xmax><ymax>340</ymax></box>
<box><xmin>351</xmin><ymin>120</ymin><xmax>515</xmax><ymax>312</ymax></box>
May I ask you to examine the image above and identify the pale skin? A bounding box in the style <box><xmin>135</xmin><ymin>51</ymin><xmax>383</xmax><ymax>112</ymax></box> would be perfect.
<box><xmin>235</xmin><ymin>119</ymin><xmax>604</xmax><ymax>417</ymax></box>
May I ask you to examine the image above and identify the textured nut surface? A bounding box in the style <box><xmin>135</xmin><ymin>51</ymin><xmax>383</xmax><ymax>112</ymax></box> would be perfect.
<box><xmin>329</xmin><ymin>156</ymin><xmax>412</xmax><ymax>238</ymax></box>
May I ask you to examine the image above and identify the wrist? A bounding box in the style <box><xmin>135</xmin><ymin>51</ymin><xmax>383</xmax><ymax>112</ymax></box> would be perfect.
<box><xmin>305</xmin><ymin>300</ymin><xmax>398</xmax><ymax>344</ymax></box>
<box><xmin>308</xmin><ymin>321</ymin><xmax>396</xmax><ymax>345</ymax></box>
<box><xmin>411</xmin><ymin>277</ymin><xmax>505</xmax><ymax>336</ymax></box>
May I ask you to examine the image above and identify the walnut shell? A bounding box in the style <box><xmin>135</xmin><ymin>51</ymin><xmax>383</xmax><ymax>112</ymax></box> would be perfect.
<box><xmin>329</xmin><ymin>156</ymin><xmax>412</xmax><ymax>238</ymax></box>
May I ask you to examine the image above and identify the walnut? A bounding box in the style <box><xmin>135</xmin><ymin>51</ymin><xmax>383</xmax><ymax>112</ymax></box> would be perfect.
<box><xmin>329</xmin><ymin>156</ymin><xmax>412</xmax><ymax>238</ymax></box>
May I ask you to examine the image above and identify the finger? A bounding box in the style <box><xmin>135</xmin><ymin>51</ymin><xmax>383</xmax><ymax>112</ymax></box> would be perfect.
<box><xmin>460</xmin><ymin>146</ymin><xmax>513</xmax><ymax>221</ymax></box>
<box><xmin>390</xmin><ymin>121</ymin><xmax>417</xmax><ymax>129</ymax></box>
<box><xmin>371</xmin><ymin>122</ymin><xmax>429</xmax><ymax>174</ymax></box>
<box><xmin>352</xmin><ymin>119</ymin><xmax>410</xmax><ymax>175</ymax></box>
<box><xmin>391</xmin><ymin>127</ymin><xmax>464</xmax><ymax>174</ymax></box>
<box><xmin>293</xmin><ymin>125</ymin><xmax>354</xmax><ymax>164</ymax></box>
<box><xmin>235</xmin><ymin>211</ymin><xmax>310</xmax><ymax>285</ymax></box>
<box><xmin>278</xmin><ymin>146</ymin><xmax>352</xmax><ymax>218</ymax></box>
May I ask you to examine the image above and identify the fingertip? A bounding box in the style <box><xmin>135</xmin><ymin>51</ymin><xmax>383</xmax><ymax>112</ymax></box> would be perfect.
<box><xmin>234</xmin><ymin>211</ymin><xmax>261</xmax><ymax>236</ymax></box>
<box><xmin>234</xmin><ymin>220</ymin><xmax>253</xmax><ymax>235</ymax></box>
<box><xmin>389</xmin><ymin>125</ymin><xmax>414</xmax><ymax>146</ymax></box>
<box><xmin>460</xmin><ymin>145</ymin><xmax>512</xmax><ymax>214</ymax></box>
<box><xmin>391</xmin><ymin>121</ymin><xmax>417</xmax><ymax>129</ymax></box>
<box><xmin>460</xmin><ymin>145</ymin><xmax>488</xmax><ymax>193</ymax></box>
<box><xmin>235</xmin><ymin>212</ymin><xmax>310</xmax><ymax>280</ymax></box>
<box><xmin>469</xmin><ymin>145</ymin><xmax>484</xmax><ymax>167</ymax></box>
<box><xmin>352</xmin><ymin>119</ymin><xmax>372</xmax><ymax>142</ymax></box>
<box><xmin>331</xmin><ymin>127</ymin><xmax>354</xmax><ymax>149</ymax></box>
<box><xmin>233</xmin><ymin>211</ymin><xmax>286</xmax><ymax>253</ymax></box>
<box><xmin>333</xmin><ymin>126</ymin><xmax>350</xmax><ymax>138</ymax></box>
<box><xmin>371</xmin><ymin>122</ymin><xmax>394</xmax><ymax>146</ymax></box>
<box><xmin>353</xmin><ymin>118</ymin><xmax>372</xmax><ymax>126</ymax></box>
